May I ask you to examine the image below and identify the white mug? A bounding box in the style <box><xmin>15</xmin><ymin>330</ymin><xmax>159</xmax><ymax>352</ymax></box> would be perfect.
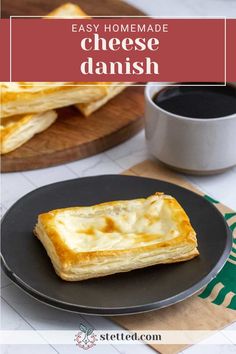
<box><xmin>145</xmin><ymin>82</ymin><xmax>236</xmax><ymax>175</ymax></box>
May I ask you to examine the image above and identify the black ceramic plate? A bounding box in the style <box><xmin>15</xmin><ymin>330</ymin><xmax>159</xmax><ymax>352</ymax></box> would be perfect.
<box><xmin>1</xmin><ymin>175</ymin><xmax>232</xmax><ymax>315</ymax></box>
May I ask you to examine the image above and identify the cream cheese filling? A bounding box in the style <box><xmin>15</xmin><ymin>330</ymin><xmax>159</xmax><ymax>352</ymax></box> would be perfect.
<box><xmin>54</xmin><ymin>198</ymin><xmax>180</xmax><ymax>252</ymax></box>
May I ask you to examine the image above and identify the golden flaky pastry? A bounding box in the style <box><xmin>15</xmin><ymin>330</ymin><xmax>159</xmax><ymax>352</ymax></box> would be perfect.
<box><xmin>1</xmin><ymin>82</ymin><xmax>108</xmax><ymax>118</ymax></box>
<box><xmin>0</xmin><ymin>111</ymin><xmax>57</xmax><ymax>154</ymax></box>
<box><xmin>46</xmin><ymin>2</ymin><xmax>89</xmax><ymax>18</ymax></box>
<box><xmin>0</xmin><ymin>4</ymin><xmax>108</xmax><ymax>119</ymax></box>
<box><xmin>76</xmin><ymin>83</ymin><xmax>131</xmax><ymax>116</ymax></box>
<box><xmin>0</xmin><ymin>3</ymin><xmax>101</xmax><ymax>154</ymax></box>
<box><xmin>34</xmin><ymin>193</ymin><xmax>199</xmax><ymax>281</ymax></box>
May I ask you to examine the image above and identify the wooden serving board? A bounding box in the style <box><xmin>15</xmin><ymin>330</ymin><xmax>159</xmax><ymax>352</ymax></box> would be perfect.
<box><xmin>1</xmin><ymin>0</ymin><xmax>145</xmax><ymax>172</ymax></box>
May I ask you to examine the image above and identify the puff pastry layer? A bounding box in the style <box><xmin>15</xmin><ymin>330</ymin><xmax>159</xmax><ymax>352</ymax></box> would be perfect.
<box><xmin>34</xmin><ymin>193</ymin><xmax>199</xmax><ymax>281</ymax></box>
<box><xmin>1</xmin><ymin>82</ymin><xmax>108</xmax><ymax>118</ymax></box>
<box><xmin>0</xmin><ymin>4</ymin><xmax>107</xmax><ymax>119</ymax></box>
<box><xmin>0</xmin><ymin>110</ymin><xmax>57</xmax><ymax>154</ymax></box>
<box><xmin>46</xmin><ymin>2</ymin><xmax>89</xmax><ymax>18</ymax></box>
<box><xmin>0</xmin><ymin>3</ymin><xmax>93</xmax><ymax>153</ymax></box>
<box><xmin>76</xmin><ymin>83</ymin><xmax>131</xmax><ymax>116</ymax></box>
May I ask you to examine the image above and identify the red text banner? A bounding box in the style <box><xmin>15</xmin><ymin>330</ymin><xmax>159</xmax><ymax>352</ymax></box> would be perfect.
<box><xmin>0</xmin><ymin>18</ymin><xmax>235</xmax><ymax>82</ymax></box>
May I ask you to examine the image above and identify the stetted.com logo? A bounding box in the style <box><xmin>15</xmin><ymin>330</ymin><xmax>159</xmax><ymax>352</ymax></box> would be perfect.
<box><xmin>74</xmin><ymin>323</ymin><xmax>97</xmax><ymax>350</ymax></box>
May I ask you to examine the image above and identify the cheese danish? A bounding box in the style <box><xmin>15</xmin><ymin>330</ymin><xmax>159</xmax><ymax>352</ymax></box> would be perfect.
<box><xmin>34</xmin><ymin>193</ymin><xmax>199</xmax><ymax>281</ymax></box>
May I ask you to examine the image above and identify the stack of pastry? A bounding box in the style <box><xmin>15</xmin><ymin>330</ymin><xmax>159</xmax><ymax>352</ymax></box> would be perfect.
<box><xmin>0</xmin><ymin>3</ymin><xmax>130</xmax><ymax>154</ymax></box>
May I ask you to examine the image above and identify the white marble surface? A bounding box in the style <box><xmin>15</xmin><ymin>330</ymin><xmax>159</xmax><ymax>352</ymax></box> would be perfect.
<box><xmin>1</xmin><ymin>1</ymin><xmax>236</xmax><ymax>354</ymax></box>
